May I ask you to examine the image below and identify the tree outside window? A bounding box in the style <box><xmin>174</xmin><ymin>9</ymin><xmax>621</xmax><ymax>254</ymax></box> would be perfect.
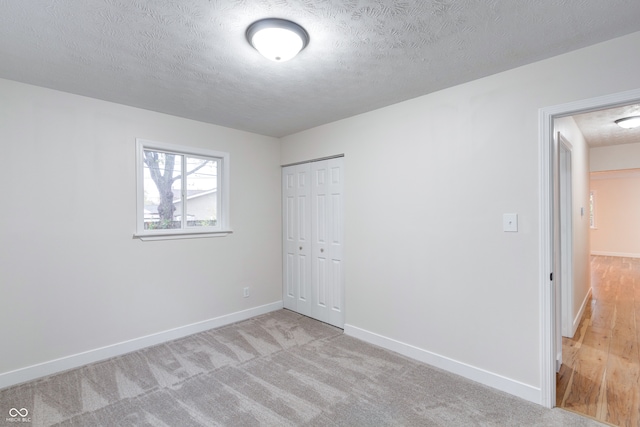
<box><xmin>143</xmin><ymin>151</ymin><xmax>217</xmax><ymax>229</ymax></box>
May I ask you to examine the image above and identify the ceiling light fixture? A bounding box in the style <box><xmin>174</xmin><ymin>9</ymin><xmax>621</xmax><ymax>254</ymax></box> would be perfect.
<box><xmin>614</xmin><ymin>115</ymin><xmax>640</xmax><ymax>129</ymax></box>
<box><xmin>246</xmin><ymin>18</ymin><xmax>309</xmax><ymax>62</ymax></box>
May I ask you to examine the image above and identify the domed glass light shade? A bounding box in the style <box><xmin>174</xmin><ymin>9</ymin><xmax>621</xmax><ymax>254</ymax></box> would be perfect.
<box><xmin>246</xmin><ymin>18</ymin><xmax>309</xmax><ymax>62</ymax></box>
<box><xmin>615</xmin><ymin>116</ymin><xmax>640</xmax><ymax>129</ymax></box>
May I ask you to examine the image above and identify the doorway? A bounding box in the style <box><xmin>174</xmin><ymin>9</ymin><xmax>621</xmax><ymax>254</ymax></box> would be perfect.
<box><xmin>554</xmin><ymin>133</ymin><xmax>574</xmax><ymax>373</ymax></box>
<box><xmin>558</xmin><ymin>137</ymin><xmax>574</xmax><ymax>341</ymax></box>
<box><xmin>539</xmin><ymin>87</ymin><xmax>640</xmax><ymax>408</ymax></box>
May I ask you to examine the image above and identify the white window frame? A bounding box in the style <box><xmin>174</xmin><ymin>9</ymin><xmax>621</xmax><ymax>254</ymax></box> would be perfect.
<box><xmin>134</xmin><ymin>138</ymin><xmax>231</xmax><ymax>241</ymax></box>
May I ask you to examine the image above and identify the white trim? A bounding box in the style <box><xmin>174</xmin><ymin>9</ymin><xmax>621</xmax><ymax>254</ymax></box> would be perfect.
<box><xmin>591</xmin><ymin>251</ymin><xmax>640</xmax><ymax>259</ymax></box>
<box><xmin>572</xmin><ymin>287</ymin><xmax>592</xmax><ymax>336</ymax></box>
<box><xmin>538</xmin><ymin>102</ymin><xmax>555</xmax><ymax>409</ymax></box>
<box><xmin>558</xmin><ymin>135</ymin><xmax>574</xmax><ymax>340</ymax></box>
<box><xmin>539</xmin><ymin>87</ymin><xmax>640</xmax><ymax>409</ymax></box>
<box><xmin>281</xmin><ymin>154</ymin><xmax>345</xmax><ymax>168</ymax></box>
<box><xmin>591</xmin><ymin>169</ymin><xmax>640</xmax><ymax>180</ymax></box>
<box><xmin>344</xmin><ymin>324</ymin><xmax>541</xmax><ymax>404</ymax></box>
<box><xmin>0</xmin><ymin>301</ymin><xmax>283</xmax><ymax>390</ymax></box>
<box><xmin>133</xmin><ymin>230</ymin><xmax>233</xmax><ymax>241</ymax></box>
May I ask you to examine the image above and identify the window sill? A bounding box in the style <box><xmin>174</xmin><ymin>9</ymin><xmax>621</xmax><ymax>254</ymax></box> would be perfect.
<box><xmin>133</xmin><ymin>229</ymin><xmax>233</xmax><ymax>241</ymax></box>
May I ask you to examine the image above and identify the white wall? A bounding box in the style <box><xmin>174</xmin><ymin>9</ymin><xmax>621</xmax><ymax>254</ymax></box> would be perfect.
<box><xmin>589</xmin><ymin>142</ymin><xmax>640</xmax><ymax>257</ymax></box>
<box><xmin>591</xmin><ymin>142</ymin><xmax>640</xmax><ymax>171</ymax></box>
<box><xmin>590</xmin><ymin>170</ymin><xmax>640</xmax><ymax>257</ymax></box>
<box><xmin>554</xmin><ymin>117</ymin><xmax>591</xmax><ymax>334</ymax></box>
<box><xmin>0</xmin><ymin>78</ymin><xmax>282</xmax><ymax>385</ymax></box>
<box><xmin>281</xmin><ymin>31</ymin><xmax>640</xmax><ymax>402</ymax></box>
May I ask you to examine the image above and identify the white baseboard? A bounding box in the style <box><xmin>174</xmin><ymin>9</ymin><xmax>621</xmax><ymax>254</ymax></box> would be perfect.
<box><xmin>0</xmin><ymin>301</ymin><xmax>283</xmax><ymax>390</ymax></box>
<box><xmin>591</xmin><ymin>251</ymin><xmax>640</xmax><ymax>259</ymax></box>
<box><xmin>572</xmin><ymin>287</ymin><xmax>592</xmax><ymax>336</ymax></box>
<box><xmin>344</xmin><ymin>324</ymin><xmax>541</xmax><ymax>405</ymax></box>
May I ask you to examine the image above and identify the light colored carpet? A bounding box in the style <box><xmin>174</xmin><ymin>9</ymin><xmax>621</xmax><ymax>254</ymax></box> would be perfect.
<box><xmin>1</xmin><ymin>309</ymin><xmax>605</xmax><ymax>426</ymax></box>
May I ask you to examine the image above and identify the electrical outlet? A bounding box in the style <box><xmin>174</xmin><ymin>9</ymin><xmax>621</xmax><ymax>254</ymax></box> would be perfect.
<box><xmin>243</xmin><ymin>287</ymin><xmax>250</xmax><ymax>298</ymax></box>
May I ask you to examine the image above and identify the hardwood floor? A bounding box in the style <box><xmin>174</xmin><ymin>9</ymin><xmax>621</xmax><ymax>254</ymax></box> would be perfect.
<box><xmin>557</xmin><ymin>256</ymin><xmax>640</xmax><ymax>427</ymax></box>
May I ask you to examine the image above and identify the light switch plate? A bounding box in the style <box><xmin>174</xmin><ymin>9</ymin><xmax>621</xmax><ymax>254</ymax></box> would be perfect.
<box><xmin>503</xmin><ymin>213</ymin><xmax>518</xmax><ymax>232</ymax></box>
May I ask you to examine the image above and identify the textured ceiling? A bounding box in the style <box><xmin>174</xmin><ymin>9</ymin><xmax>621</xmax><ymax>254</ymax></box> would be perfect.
<box><xmin>1</xmin><ymin>1</ymin><xmax>640</xmax><ymax>137</ymax></box>
<box><xmin>573</xmin><ymin>104</ymin><xmax>640</xmax><ymax>148</ymax></box>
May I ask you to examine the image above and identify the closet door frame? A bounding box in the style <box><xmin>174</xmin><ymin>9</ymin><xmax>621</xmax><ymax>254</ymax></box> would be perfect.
<box><xmin>282</xmin><ymin>156</ymin><xmax>345</xmax><ymax>328</ymax></box>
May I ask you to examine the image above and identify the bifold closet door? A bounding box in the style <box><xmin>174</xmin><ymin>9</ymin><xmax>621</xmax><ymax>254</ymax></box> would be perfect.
<box><xmin>282</xmin><ymin>163</ymin><xmax>312</xmax><ymax>317</ymax></box>
<box><xmin>282</xmin><ymin>158</ymin><xmax>344</xmax><ymax>328</ymax></box>
<box><xmin>310</xmin><ymin>158</ymin><xmax>344</xmax><ymax>328</ymax></box>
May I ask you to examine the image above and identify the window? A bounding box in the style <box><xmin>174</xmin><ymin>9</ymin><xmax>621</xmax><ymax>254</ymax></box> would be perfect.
<box><xmin>589</xmin><ymin>190</ymin><xmax>596</xmax><ymax>229</ymax></box>
<box><xmin>135</xmin><ymin>139</ymin><xmax>231</xmax><ymax>240</ymax></box>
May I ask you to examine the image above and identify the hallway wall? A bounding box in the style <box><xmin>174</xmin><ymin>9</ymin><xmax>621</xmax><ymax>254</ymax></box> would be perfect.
<box><xmin>591</xmin><ymin>169</ymin><xmax>640</xmax><ymax>257</ymax></box>
<box><xmin>554</xmin><ymin>117</ymin><xmax>591</xmax><ymax>334</ymax></box>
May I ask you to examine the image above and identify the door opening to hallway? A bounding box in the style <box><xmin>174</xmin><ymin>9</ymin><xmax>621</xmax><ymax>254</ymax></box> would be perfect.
<box><xmin>540</xmin><ymin>87</ymin><xmax>640</xmax><ymax>409</ymax></box>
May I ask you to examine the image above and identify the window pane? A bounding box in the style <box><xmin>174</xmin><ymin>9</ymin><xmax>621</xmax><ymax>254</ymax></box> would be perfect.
<box><xmin>185</xmin><ymin>157</ymin><xmax>218</xmax><ymax>228</ymax></box>
<box><xmin>589</xmin><ymin>192</ymin><xmax>594</xmax><ymax>228</ymax></box>
<box><xmin>142</xmin><ymin>150</ymin><xmax>182</xmax><ymax>229</ymax></box>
